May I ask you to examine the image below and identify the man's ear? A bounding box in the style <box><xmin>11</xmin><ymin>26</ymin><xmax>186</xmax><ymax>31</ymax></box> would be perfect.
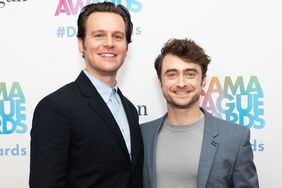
<box><xmin>202</xmin><ymin>75</ymin><xmax>207</xmax><ymax>87</ymax></box>
<box><xmin>159</xmin><ymin>77</ymin><xmax>163</xmax><ymax>87</ymax></box>
<box><xmin>78</xmin><ymin>38</ymin><xmax>84</xmax><ymax>54</ymax></box>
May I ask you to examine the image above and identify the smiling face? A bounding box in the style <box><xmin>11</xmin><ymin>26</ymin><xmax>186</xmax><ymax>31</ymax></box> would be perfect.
<box><xmin>160</xmin><ymin>54</ymin><xmax>206</xmax><ymax>110</ymax></box>
<box><xmin>78</xmin><ymin>12</ymin><xmax>127</xmax><ymax>81</ymax></box>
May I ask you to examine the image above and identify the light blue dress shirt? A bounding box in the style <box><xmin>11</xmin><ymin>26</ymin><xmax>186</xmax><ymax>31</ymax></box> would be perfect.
<box><xmin>83</xmin><ymin>70</ymin><xmax>131</xmax><ymax>158</ymax></box>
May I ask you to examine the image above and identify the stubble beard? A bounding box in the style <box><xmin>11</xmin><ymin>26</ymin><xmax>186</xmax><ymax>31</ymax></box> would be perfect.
<box><xmin>166</xmin><ymin>89</ymin><xmax>202</xmax><ymax>110</ymax></box>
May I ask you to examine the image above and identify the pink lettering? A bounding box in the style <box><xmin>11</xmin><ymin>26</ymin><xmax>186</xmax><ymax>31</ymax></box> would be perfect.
<box><xmin>55</xmin><ymin>0</ymin><xmax>71</xmax><ymax>16</ymax></box>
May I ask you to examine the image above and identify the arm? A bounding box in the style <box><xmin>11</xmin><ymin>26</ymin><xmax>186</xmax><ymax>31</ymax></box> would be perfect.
<box><xmin>233</xmin><ymin>128</ymin><xmax>259</xmax><ymax>188</ymax></box>
<box><xmin>29</xmin><ymin>97</ymin><xmax>71</xmax><ymax>188</ymax></box>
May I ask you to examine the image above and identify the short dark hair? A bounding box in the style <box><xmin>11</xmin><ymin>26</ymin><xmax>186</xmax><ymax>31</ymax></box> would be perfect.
<box><xmin>155</xmin><ymin>38</ymin><xmax>211</xmax><ymax>80</ymax></box>
<box><xmin>77</xmin><ymin>2</ymin><xmax>133</xmax><ymax>44</ymax></box>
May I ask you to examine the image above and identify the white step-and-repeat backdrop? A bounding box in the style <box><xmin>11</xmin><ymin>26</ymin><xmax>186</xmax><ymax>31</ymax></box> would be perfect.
<box><xmin>1</xmin><ymin>0</ymin><xmax>281</xmax><ymax>187</ymax></box>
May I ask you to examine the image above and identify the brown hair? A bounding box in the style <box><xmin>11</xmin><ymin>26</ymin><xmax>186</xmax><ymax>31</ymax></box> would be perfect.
<box><xmin>155</xmin><ymin>38</ymin><xmax>211</xmax><ymax>80</ymax></box>
<box><xmin>77</xmin><ymin>2</ymin><xmax>133</xmax><ymax>44</ymax></box>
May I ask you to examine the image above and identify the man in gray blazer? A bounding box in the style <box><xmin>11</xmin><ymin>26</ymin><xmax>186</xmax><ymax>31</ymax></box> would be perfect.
<box><xmin>141</xmin><ymin>38</ymin><xmax>259</xmax><ymax>188</ymax></box>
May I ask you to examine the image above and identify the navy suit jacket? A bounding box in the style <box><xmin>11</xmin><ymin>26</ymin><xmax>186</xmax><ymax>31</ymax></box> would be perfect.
<box><xmin>141</xmin><ymin>109</ymin><xmax>259</xmax><ymax>188</ymax></box>
<box><xmin>30</xmin><ymin>71</ymin><xmax>143</xmax><ymax>188</ymax></box>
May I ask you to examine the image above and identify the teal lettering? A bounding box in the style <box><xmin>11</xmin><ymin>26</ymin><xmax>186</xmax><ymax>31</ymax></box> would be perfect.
<box><xmin>253</xmin><ymin>113</ymin><xmax>265</xmax><ymax>129</ymax></box>
<box><xmin>216</xmin><ymin>93</ymin><xmax>235</xmax><ymax>113</ymax></box>
<box><xmin>223</xmin><ymin>76</ymin><xmax>246</xmax><ymax>95</ymax></box>
<box><xmin>0</xmin><ymin>100</ymin><xmax>15</xmax><ymax>117</ymax></box>
<box><xmin>246</xmin><ymin>76</ymin><xmax>263</xmax><ymax>95</ymax></box>
<box><xmin>236</xmin><ymin>94</ymin><xmax>252</xmax><ymax>113</ymax></box>
<box><xmin>0</xmin><ymin>82</ymin><xmax>27</xmax><ymax>134</ymax></box>
<box><xmin>9</xmin><ymin>82</ymin><xmax>25</xmax><ymax>102</ymax></box>
<box><xmin>0</xmin><ymin>82</ymin><xmax>8</xmax><ymax>100</ymax></box>
<box><xmin>225</xmin><ymin>112</ymin><xmax>238</xmax><ymax>123</ymax></box>
<box><xmin>239</xmin><ymin>113</ymin><xmax>253</xmax><ymax>128</ymax></box>
<box><xmin>2</xmin><ymin>118</ymin><xmax>17</xmax><ymax>134</ymax></box>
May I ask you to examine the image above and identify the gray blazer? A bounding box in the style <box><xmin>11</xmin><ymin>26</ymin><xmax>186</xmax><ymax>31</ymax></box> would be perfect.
<box><xmin>140</xmin><ymin>108</ymin><xmax>259</xmax><ymax>188</ymax></box>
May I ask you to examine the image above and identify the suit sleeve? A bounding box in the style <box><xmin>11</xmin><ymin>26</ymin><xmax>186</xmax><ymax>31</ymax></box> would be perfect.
<box><xmin>232</xmin><ymin>128</ymin><xmax>259</xmax><ymax>188</ymax></box>
<box><xmin>29</xmin><ymin>97</ymin><xmax>71</xmax><ymax>188</ymax></box>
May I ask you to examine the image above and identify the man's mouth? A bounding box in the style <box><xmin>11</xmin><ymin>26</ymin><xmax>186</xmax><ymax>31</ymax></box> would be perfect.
<box><xmin>174</xmin><ymin>91</ymin><xmax>189</xmax><ymax>95</ymax></box>
<box><xmin>99</xmin><ymin>53</ymin><xmax>116</xmax><ymax>57</ymax></box>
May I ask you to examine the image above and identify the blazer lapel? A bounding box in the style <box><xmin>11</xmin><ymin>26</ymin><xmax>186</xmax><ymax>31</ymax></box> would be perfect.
<box><xmin>197</xmin><ymin>109</ymin><xmax>220</xmax><ymax>188</ymax></box>
<box><xmin>149</xmin><ymin>115</ymin><xmax>167</xmax><ymax>188</ymax></box>
<box><xmin>118</xmin><ymin>89</ymin><xmax>138</xmax><ymax>162</ymax></box>
<box><xmin>75</xmin><ymin>71</ymin><xmax>130</xmax><ymax>160</ymax></box>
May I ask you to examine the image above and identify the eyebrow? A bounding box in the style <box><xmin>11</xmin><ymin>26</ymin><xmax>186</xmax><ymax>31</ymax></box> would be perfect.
<box><xmin>164</xmin><ymin>68</ymin><xmax>199</xmax><ymax>74</ymax></box>
<box><xmin>90</xmin><ymin>30</ymin><xmax>125</xmax><ymax>34</ymax></box>
<box><xmin>164</xmin><ymin>69</ymin><xmax>177</xmax><ymax>74</ymax></box>
<box><xmin>184</xmin><ymin>68</ymin><xmax>199</xmax><ymax>73</ymax></box>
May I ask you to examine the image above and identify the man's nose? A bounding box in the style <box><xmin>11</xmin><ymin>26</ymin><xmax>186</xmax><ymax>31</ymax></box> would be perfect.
<box><xmin>177</xmin><ymin>75</ymin><xmax>187</xmax><ymax>87</ymax></box>
<box><xmin>104</xmin><ymin>35</ymin><xmax>113</xmax><ymax>47</ymax></box>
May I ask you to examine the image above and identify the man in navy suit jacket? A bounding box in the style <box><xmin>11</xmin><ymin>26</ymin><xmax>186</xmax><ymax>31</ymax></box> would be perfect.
<box><xmin>141</xmin><ymin>38</ymin><xmax>259</xmax><ymax>188</ymax></box>
<box><xmin>29</xmin><ymin>2</ymin><xmax>143</xmax><ymax>188</ymax></box>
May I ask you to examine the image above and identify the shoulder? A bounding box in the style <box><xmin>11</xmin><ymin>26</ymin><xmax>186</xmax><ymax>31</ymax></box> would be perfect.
<box><xmin>205</xmin><ymin>109</ymin><xmax>248</xmax><ymax>130</ymax></box>
<box><xmin>139</xmin><ymin>115</ymin><xmax>165</xmax><ymax>144</ymax></box>
<box><xmin>43</xmin><ymin>82</ymin><xmax>76</xmax><ymax>102</ymax></box>
<box><xmin>34</xmin><ymin>82</ymin><xmax>77</xmax><ymax>114</ymax></box>
<box><xmin>220</xmin><ymin>118</ymin><xmax>249</xmax><ymax>136</ymax></box>
<box><xmin>140</xmin><ymin>115</ymin><xmax>166</xmax><ymax>134</ymax></box>
<box><xmin>204</xmin><ymin>110</ymin><xmax>250</xmax><ymax>141</ymax></box>
<box><xmin>141</xmin><ymin>115</ymin><xmax>165</xmax><ymax>127</ymax></box>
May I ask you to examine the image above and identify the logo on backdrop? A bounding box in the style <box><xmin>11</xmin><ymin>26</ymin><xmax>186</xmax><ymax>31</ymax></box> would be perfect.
<box><xmin>201</xmin><ymin>76</ymin><xmax>264</xmax><ymax>129</ymax></box>
<box><xmin>201</xmin><ymin>75</ymin><xmax>265</xmax><ymax>152</ymax></box>
<box><xmin>0</xmin><ymin>82</ymin><xmax>27</xmax><ymax>135</ymax></box>
<box><xmin>0</xmin><ymin>0</ymin><xmax>27</xmax><ymax>8</ymax></box>
<box><xmin>54</xmin><ymin>0</ymin><xmax>142</xmax><ymax>38</ymax></box>
<box><xmin>55</xmin><ymin>0</ymin><xmax>142</xmax><ymax>16</ymax></box>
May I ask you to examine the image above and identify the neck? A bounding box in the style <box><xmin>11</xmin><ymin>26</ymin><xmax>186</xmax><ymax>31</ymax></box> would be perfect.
<box><xmin>167</xmin><ymin>104</ymin><xmax>203</xmax><ymax>126</ymax></box>
<box><xmin>85</xmin><ymin>68</ymin><xmax>117</xmax><ymax>88</ymax></box>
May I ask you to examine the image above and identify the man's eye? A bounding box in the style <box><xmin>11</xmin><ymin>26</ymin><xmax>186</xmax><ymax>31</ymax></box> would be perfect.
<box><xmin>114</xmin><ymin>35</ymin><xmax>124</xmax><ymax>40</ymax></box>
<box><xmin>94</xmin><ymin>34</ymin><xmax>103</xmax><ymax>38</ymax></box>
<box><xmin>167</xmin><ymin>73</ymin><xmax>176</xmax><ymax>78</ymax></box>
<box><xmin>185</xmin><ymin>72</ymin><xmax>195</xmax><ymax>78</ymax></box>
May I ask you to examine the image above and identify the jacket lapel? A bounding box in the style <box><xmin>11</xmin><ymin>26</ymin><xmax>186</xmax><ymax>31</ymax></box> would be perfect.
<box><xmin>150</xmin><ymin>115</ymin><xmax>167</xmax><ymax>188</ymax></box>
<box><xmin>118</xmin><ymin>89</ymin><xmax>138</xmax><ymax>163</ymax></box>
<box><xmin>197</xmin><ymin>109</ymin><xmax>220</xmax><ymax>188</ymax></box>
<box><xmin>75</xmin><ymin>71</ymin><xmax>130</xmax><ymax>160</ymax></box>
<box><xmin>149</xmin><ymin>111</ymin><xmax>219</xmax><ymax>188</ymax></box>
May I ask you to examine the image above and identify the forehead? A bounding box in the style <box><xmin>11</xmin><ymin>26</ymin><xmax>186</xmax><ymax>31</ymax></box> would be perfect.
<box><xmin>162</xmin><ymin>54</ymin><xmax>202</xmax><ymax>72</ymax></box>
<box><xmin>86</xmin><ymin>12</ymin><xmax>126</xmax><ymax>32</ymax></box>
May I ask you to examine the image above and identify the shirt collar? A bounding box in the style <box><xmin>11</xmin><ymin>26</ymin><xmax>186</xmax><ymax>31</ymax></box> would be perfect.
<box><xmin>83</xmin><ymin>70</ymin><xmax>119</xmax><ymax>104</ymax></box>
